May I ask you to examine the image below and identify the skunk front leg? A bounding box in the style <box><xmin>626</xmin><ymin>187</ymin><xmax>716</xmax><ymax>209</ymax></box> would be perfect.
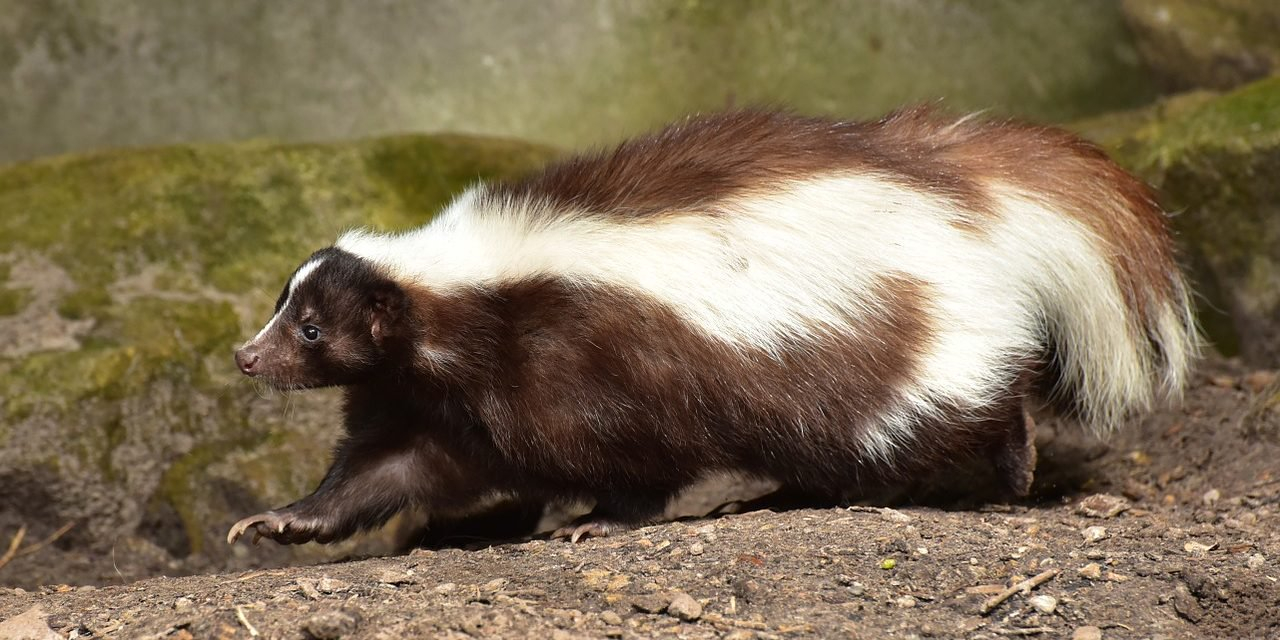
<box><xmin>227</xmin><ymin>432</ymin><xmax>425</xmax><ymax>545</ymax></box>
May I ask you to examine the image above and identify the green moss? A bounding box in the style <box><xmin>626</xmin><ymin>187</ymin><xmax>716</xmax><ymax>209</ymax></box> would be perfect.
<box><xmin>1</xmin><ymin>296</ymin><xmax>241</xmax><ymax>418</ymax></box>
<box><xmin>1120</xmin><ymin>76</ymin><xmax>1280</xmax><ymax>175</ymax></box>
<box><xmin>0</xmin><ymin>286</ymin><xmax>31</xmax><ymax>316</ymax></box>
<box><xmin>57</xmin><ymin>287</ymin><xmax>113</xmax><ymax>320</ymax></box>
<box><xmin>156</xmin><ymin>437</ymin><xmax>258</xmax><ymax>556</ymax></box>
<box><xmin>0</xmin><ymin>134</ymin><xmax>555</xmax><ymax>304</ymax></box>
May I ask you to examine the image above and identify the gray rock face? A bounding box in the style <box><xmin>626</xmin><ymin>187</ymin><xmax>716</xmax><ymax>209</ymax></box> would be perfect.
<box><xmin>0</xmin><ymin>0</ymin><xmax>1155</xmax><ymax>165</ymax></box>
<box><xmin>1122</xmin><ymin>0</ymin><xmax>1280</xmax><ymax>91</ymax></box>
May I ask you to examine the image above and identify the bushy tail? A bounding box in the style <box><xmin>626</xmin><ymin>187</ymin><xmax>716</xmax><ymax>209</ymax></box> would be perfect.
<box><xmin>1029</xmin><ymin>194</ymin><xmax>1200</xmax><ymax>432</ymax></box>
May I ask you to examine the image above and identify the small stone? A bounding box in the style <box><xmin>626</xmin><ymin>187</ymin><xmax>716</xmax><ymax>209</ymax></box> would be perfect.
<box><xmin>688</xmin><ymin>542</ymin><xmax>704</xmax><ymax>556</ymax></box>
<box><xmin>315</xmin><ymin>576</ymin><xmax>350</xmax><ymax>593</ymax></box>
<box><xmin>894</xmin><ymin>595</ymin><xmax>917</xmax><ymax>608</ymax></box>
<box><xmin>173</xmin><ymin>596</ymin><xmax>194</xmax><ymax>611</ymax></box>
<box><xmin>1028</xmin><ymin>594</ymin><xmax>1057</xmax><ymax>615</ymax></box>
<box><xmin>433</xmin><ymin>582</ymin><xmax>457</xmax><ymax>595</ymax></box>
<box><xmin>1072</xmin><ymin>625</ymin><xmax>1102</xmax><ymax>640</ymax></box>
<box><xmin>375</xmin><ymin>569</ymin><xmax>416</xmax><ymax>585</ymax></box>
<box><xmin>1172</xmin><ymin>587</ymin><xmax>1204</xmax><ymax>622</ymax></box>
<box><xmin>304</xmin><ymin>609</ymin><xmax>362</xmax><ymax>640</ymax></box>
<box><xmin>1247</xmin><ymin>554</ymin><xmax>1266</xmax><ymax>570</ymax></box>
<box><xmin>0</xmin><ymin>606</ymin><xmax>60</xmax><ymax>640</ymax></box>
<box><xmin>1078</xmin><ymin>563</ymin><xmax>1103</xmax><ymax>580</ymax></box>
<box><xmin>666</xmin><ymin>592</ymin><xmax>702</xmax><ymax>621</ymax></box>
<box><xmin>1243</xmin><ymin>370</ymin><xmax>1277</xmax><ymax>393</ymax></box>
<box><xmin>297</xmin><ymin>579</ymin><xmax>322</xmax><ymax>600</ymax></box>
<box><xmin>725</xmin><ymin>631</ymin><xmax>756</xmax><ymax>640</ymax></box>
<box><xmin>1077</xmin><ymin>494</ymin><xmax>1129</xmax><ymax>518</ymax></box>
<box><xmin>1209</xmin><ymin>374</ymin><xmax>1237</xmax><ymax>388</ymax></box>
<box><xmin>879</xmin><ymin>508</ymin><xmax>912</xmax><ymax>523</ymax></box>
<box><xmin>483</xmin><ymin>578</ymin><xmax>509</xmax><ymax>592</ymax></box>
<box><xmin>600</xmin><ymin>611</ymin><xmax>623</xmax><ymax>626</ymax></box>
<box><xmin>1201</xmin><ymin>489</ymin><xmax>1221</xmax><ymax>507</ymax></box>
<box><xmin>1183</xmin><ymin>541</ymin><xmax>1214</xmax><ymax>556</ymax></box>
<box><xmin>630</xmin><ymin>594</ymin><xmax>669</xmax><ymax>614</ymax></box>
<box><xmin>880</xmin><ymin>558</ymin><xmax>897</xmax><ymax>570</ymax></box>
<box><xmin>1081</xmin><ymin>526</ymin><xmax>1107</xmax><ymax>543</ymax></box>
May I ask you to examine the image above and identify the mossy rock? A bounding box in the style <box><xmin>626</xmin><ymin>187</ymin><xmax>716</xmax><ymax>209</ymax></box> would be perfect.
<box><xmin>0</xmin><ymin>134</ymin><xmax>557</xmax><ymax>577</ymax></box>
<box><xmin>1075</xmin><ymin>76</ymin><xmax>1280</xmax><ymax>365</ymax></box>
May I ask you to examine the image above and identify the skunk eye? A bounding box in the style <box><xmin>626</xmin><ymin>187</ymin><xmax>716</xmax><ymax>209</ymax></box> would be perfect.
<box><xmin>301</xmin><ymin>325</ymin><xmax>321</xmax><ymax>342</ymax></box>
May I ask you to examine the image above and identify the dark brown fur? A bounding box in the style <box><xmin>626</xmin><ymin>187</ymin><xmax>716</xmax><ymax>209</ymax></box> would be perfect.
<box><xmin>228</xmin><ymin>108</ymin><xmax>1184</xmax><ymax>547</ymax></box>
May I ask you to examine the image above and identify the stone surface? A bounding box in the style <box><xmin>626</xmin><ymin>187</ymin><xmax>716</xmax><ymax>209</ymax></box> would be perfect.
<box><xmin>0</xmin><ymin>0</ymin><xmax>1156</xmax><ymax>165</ymax></box>
<box><xmin>1122</xmin><ymin>0</ymin><xmax>1280</xmax><ymax>91</ymax></box>
<box><xmin>0</xmin><ymin>132</ymin><xmax>556</xmax><ymax>586</ymax></box>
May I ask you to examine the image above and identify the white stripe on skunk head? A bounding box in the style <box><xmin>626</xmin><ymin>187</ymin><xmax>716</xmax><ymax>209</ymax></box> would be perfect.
<box><xmin>235</xmin><ymin>248</ymin><xmax>412</xmax><ymax>390</ymax></box>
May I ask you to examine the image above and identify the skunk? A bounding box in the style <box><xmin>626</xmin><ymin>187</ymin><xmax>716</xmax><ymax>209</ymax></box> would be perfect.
<box><xmin>228</xmin><ymin>108</ymin><xmax>1197</xmax><ymax>546</ymax></box>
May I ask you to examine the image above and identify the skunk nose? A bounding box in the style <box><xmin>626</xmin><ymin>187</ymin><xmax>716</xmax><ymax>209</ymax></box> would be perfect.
<box><xmin>235</xmin><ymin>347</ymin><xmax>260</xmax><ymax>376</ymax></box>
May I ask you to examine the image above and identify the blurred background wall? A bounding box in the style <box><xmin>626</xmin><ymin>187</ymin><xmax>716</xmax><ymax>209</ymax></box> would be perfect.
<box><xmin>0</xmin><ymin>0</ymin><xmax>1161</xmax><ymax>165</ymax></box>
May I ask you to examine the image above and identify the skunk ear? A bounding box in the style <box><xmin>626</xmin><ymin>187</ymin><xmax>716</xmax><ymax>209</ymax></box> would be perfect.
<box><xmin>369</xmin><ymin>283</ymin><xmax>406</xmax><ymax>343</ymax></box>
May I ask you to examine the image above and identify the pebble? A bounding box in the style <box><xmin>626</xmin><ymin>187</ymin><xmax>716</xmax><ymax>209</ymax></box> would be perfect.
<box><xmin>600</xmin><ymin>611</ymin><xmax>623</xmax><ymax>626</ymax></box>
<box><xmin>688</xmin><ymin>542</ymin><xmax>704</xmax><ymax>556</ymax></box>
<box><xmin>724</xmin><ymin>631</ymin><xmax>756</xmax><ymax>640</ymax></box>
<box><xmin>1077</xmin><ymin>563</ymin><xmax>1103</xmax><ymax>580</ymax></box>
<box><xmin>375</xmin><ymin>569</ymin><xmax>416</xmax><ymax>585</ymax></box>
<box><xmin>1183</xmin><ymin>541</ymin><xmax>1214</xmax><ymax>556</ymax></box>
<box><xmin>630</xmin><ymin>594</ymin><xmax>669</xmax><ymax>614</ymax></box>
<box><xmin>173</xmin><ymin>596</ymin><xmax>194</xmax><ymax>611</ymax></box>
<box><xmin>1243</xmin><ymin>370</ymin><xmax>1277</xmax><ymax>393</ymax></box>
<box><xmin>296</xmin><ymin>579</ymin><xmax>322</xmax><ymax>600</ymax></box>
<box><xmin>315</xmin><ymin>576</ymin><xmax>350</xmax><ymax>594</ymax></box>
<box><xmin>303</xmin><ymin>609</ymin><xmax>361</xmax><ymax>640</ymax></box>
<box><xmin>1172</xmin><ymin>586</ymin><xmax>1204</xmax><ymax>623</ymax></box>
<box><xmin>1029</xmin><ymin>595</ymin><xmax>1058</xmax><ymax>615</ymax></box>
<box><xmin>1077</xmin><ymin>494</ymin><xmax>1129</xmax><ymax>518</ymax></box>
<box><xmin>667</xmin><ymin>592</ymin><xmax>702</xmax><ymax>621</ymax></box>
<box><xmin>1072</xmin><ymin>625</ymin><xmax>1103</xmax><ymax>640</ymax></box>
<box><xmin>1201</xmin><ymin>489</ymin><xmax>1221</xmax><ymax>506</ymax></box>
<box><xmin>0</xmin><ymin>606</ymin><xmax>59</xmax><ymax>640</ymax></box>
<box><xmin>433</xmin><ymin>582</ymin><xmax>457</xmax><ymax>595</ymax></box>
<box><xmin>483</xmin><ymin>578</ymin><xmax>509</xmax><ymax>592</ymax></box>
<box><xmin>1081</xmin><ymin>526</ymin><xmax>1107</xmax><ymax>543</ymax></box>
<box><xmin>894</xmin><ymin>595</ymin><xmax>917</xmax><ymax>608</ymax></box>
<box><xmin>879</xmin><ymin>508</ymin><xmax>912</xmax><ymax>523</ymax></box>
<box><xmin>1247</xmin><ymin>554</ymin><xmax>1266</xmax><ymax>570</ymax></box>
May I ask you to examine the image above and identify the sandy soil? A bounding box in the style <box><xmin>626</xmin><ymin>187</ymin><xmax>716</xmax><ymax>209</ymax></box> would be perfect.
<box><xmin>1</xmin><ymin>356</ymin><xmax>1277</xmax><ymax>639</ymax></box>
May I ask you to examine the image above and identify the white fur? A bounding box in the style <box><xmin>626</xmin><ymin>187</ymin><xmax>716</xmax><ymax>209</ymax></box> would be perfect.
<box><xmin>337</xmin><ymin>175</ymin><xmax>1194</xmax><ymax>459</ymax></box>
<box><xmin>249</xmin><ymin>256</ymin><xmax>326</xmax><ymax>343</ymax></box>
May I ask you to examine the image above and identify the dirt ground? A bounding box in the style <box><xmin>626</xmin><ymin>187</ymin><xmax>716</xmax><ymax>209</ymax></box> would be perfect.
<box><xmin>1</xmin><ymin>355</ymin><xmax>1278</xmax><ymax>639</ymax></box>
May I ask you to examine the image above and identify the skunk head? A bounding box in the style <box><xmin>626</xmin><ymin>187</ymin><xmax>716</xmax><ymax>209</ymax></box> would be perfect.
<box><xmin>235</xmin><ymin>248</ymin><xmax>408</xmax><ymax>390</ymax></box>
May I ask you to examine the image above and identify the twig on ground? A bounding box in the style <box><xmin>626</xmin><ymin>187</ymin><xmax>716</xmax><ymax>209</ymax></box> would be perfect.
<box><xmin>0</xmin><ymin>522</ymin><xmax>77</xmax><ymax>574</ymax></box>
<box><xmin>235</xmin><ymin>605</ymin><xmax>261</xmax><ymax>637</ymax></box>
<box><xmin>994</xmin><ymin>627</ymin><xmax>1056</xmax><ymax>636</ymax></box>
<box><xmin>980</xmin><ymin>568</ymin><xmax>1060</xmax><ymax>616</ymax></box>
<box><xmin>0</xmin><ymin>525</ymin><xmax>28</xmax><ymax>572</ymax></box>
<box><xmin>16</xmin><ymin>522</ymin><xmax>75</xmax><ymax>558</ymax></box>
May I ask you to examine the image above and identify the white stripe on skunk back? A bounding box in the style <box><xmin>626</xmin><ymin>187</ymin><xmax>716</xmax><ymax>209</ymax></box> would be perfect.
<box><xmin>337</xmin><ymin>110</ymin><xmax>1199</xmax><ymax>461</ymax></box>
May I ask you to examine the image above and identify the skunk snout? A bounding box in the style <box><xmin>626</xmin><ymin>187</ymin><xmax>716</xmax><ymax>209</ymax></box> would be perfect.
<box><xmin>235</xmin><ymin>346</ymin><xmax>261</xmax><ymax>376</ymax></box>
